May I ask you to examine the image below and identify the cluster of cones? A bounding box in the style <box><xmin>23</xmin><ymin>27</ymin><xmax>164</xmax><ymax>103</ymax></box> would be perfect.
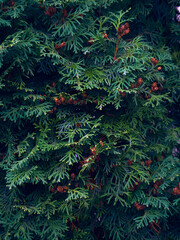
<box><xmin>150</xmin><ymin>81</ymin><xmax>163</xmax><ymax>93</ymax></box>
<box><xmin>102</xmin><ymin>33</ymin><xmax>109</xmax><ymax>39</ymax></box>
<box><xmin>44</xmin><ymin>6</ymin><xmax>68</xmax><ymax>25</ymax></box>
<box><xmin>44</xmin><ymin>5</ymin><xmax>84</xmax><ymax>25</ymax></box>
<box><xmin>53</xmin><ymin>94</ymin><xmax>87</xmax><ymax>106</ymax></box>
<box><xmin>172</xmin><ymin>183</ymin><xmax>180</xmax><ymax>195</ymax></box>
<box><xmin>45</xmin><ymin>6</ymin><xmax>56</xmax><ymax>17</ymax></box>
<box><xmin>127</xmin><ymin>158</ymin><xmax>152</xmax><ymax>167</ymax></box>
<box><xmin>141</xmin><ymin>159</ymin><xmax>152</xmax><ymax>167</ymax></box>
<box><xmin>151</xmin><ymin>179</ymin><xmax>163</xmax><ymax>196</ymax></box>
<box><xmin>130</xmin><ymin>77</ymin><xmax>143</xmax><ymax>89</ymax></box>
<box><xmin>151</xmin><ymin>57</ymin><xmax>159</xmax><ymax>65</ymax></box>
<box><xmin>134</xmin><ymin>202</ymin><xmax>145</xmax><ymax>210</ymax></box>
<box><xmin>46</xmin><ymin>92</ymin><xmax>98</xmax><ymax>114</ymax></box>
<box><xmin>151</xmin><ymin>57</ymin><xmax>162</xmax><ymax>70</ymax></box>
<box><xmin>80</xmin><ymin>146</ymin><xmax>103</xmax><ymax>191</ymax></box>
<box><xmin>39</xmin><ymin>94</ymin><xmax>47</xmax><ymax>103</ymax></box>
<box><xmin>55</xmin><ymin>42</ymin><xmax>66</xmax><ymax>51</ymax></box>
<box><xmin>157</xmin><ymin>155</ymin><xmax>164</xmax><ymax>161</ymax></box>
<box><xmin>117</xmin><ymin>23</ymin><xmax>130</xmax><ymax>36</ymax></box>
<box><xmin>50</xmin><ymin>184</ymin><xmax>68</xmax><ymax>194</ymax></box>
<box><xmin>80</xmin><ymin>147</ymin><xmax>100</xmax><ymax>166</ymax></box>
<box><xmin>127</xmin><ymin>160</ymin><xmax>133</xmax><ymax>165</ymax></box>
<box><xmin>118</xmin><ymin>78</ymin><xmax>143</xmax><ymax>97</ymax></box>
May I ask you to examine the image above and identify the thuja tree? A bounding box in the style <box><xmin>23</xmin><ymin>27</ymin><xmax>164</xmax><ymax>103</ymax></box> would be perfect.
<box><xmin>0</xmin><ymin>0</ymin><xmax>180</xmax><ymax>239</ymax></box>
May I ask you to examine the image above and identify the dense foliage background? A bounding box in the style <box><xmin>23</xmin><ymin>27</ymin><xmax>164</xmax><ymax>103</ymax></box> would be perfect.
<box><xmin>0</xmin><ymin>0</ymin><xmax>180</xmax><ymax>239</ymax></box>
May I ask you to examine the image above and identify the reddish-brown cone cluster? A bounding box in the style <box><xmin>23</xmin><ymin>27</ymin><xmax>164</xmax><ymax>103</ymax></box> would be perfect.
<box><xmin>151</xmin><ymin>57</ymin><xmax>159</xmax><ymax>65</ymax></box>
<box><xmin>141</xmin><ymin>159</ymin><xmax>152</xmax><ymax>167</ymax></box>
<box><xmin>157</xmin><ymin>155</ymin><xmax>164</xmax><ymax>161</ymax></box>
<box><xmin>100</xmin><ymin>140</ymin><xmax>103</xmax><ymax>146</ymax></box>
<box><xmin>127</xmin><ymin>160</ymin><xmax>133</xmax><ymax>165</ymax></box>
<box><xmin>90</xmin><ymin>147</ymin><xmax>96</xmax><ymax>155</ymax></box>
<box><xmin>45</xmin><ymin>6</ymin><xmax>56</xmax><ymax>17</ymax></box>
<box><xmin>154</xmin><ymin>179</ymin><xmax>163</xmax><ymax>189</ymax></box>
<box><xmin>50</xmin><ymin>185</ymin><xmax>68</xmax><ymax>194</ymax></box>
<box><xmin>172</xmin><ymin>183</ymin><xmax>180</xmax><ymax>195</ymax></box>
<box><xmin>40</xmin><ymin>94</ymin><xmax>46</xmax><ymax>103</ymax></box>
<box><xmin>118</xmin><ymin>89</ymin><xmax>126</xmax><ymax>97</ymax></box>
<box><xmin>150</xmin><ymin>82</ymin><xmax>163</xmax><ymax>93</ymax></box>
<box><xmin>55</xmin><ymin>42</ymin><xmax>66</xmax><ymax>51</ymax></box>
<box><xmin>134</xmin><ymin>202</ymin><xmax>145</xmax><ymax>210</ymax></box>
<box><xmin>45</xmin><ymin>93</ymin><xmax>99</xmax><ymax>115</ymax></box>
<box><xmin>53</xmin><ymin>95</ymin><xmax>81</xmax><ymax>106</ymax></box>
<box><xmin>117</xmin><ymin>23</ymin><xmax>130</xmax><ymax>36</ymax></box>
<box><xmin>102</xmin><ymin>33</ymin><xmax>109</xmax><ymax>39</ymax></box>
<box><xmin>151</xmin><ymin>81</ymin><xmax>158</xmax><ymax>92</ymax></box>
<box><xmin>145</xmin><ymin>94</ymin><xmax>151</xmax><ymax>99</ymax></box>
<box><xmin>54</xmin><ymin>96</ymin><xmax>65</xmax><ymax>105</ymax></box>
<box><xmin>137</xmin><ymin>77</ymin><xmax>143</xmax><ymax>85</ymax></box>
<box><xmin>40</xmin><ymin>92</ymin><xmax>99</xmax><ymax>115</ymax></box>
<box><xmin>130</xmin><ymin>84</ymin><xmax>136</xmax><ymax>89</ymax></box>
<box><xmin>151</xmin><ymin>58</ymin><xmax>162</xmax><ymax>70</ymax></box>
<box><xmin>131</xmin><ymin>77</ymin><xmax>143</xmax><ymax>89</ymax></box>
<box><xmin>152</xmin><ymin>179</ymin><xmax>163</xmax><ymax>195</ymax></box>
<box><xmin>80</xmin><ymin>156</ymin><xmax>94</xmax><ymax>166</ymax></box>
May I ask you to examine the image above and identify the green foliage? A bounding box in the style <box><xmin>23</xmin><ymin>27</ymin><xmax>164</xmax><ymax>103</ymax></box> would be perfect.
<box><xmin>0</xmin><ymin>0</ymin><xmax>179</xmax><ymax>239</ymax></box>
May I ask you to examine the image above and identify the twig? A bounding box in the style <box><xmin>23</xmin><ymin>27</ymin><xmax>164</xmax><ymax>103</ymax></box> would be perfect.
<box><xmin>114</xmin><ymin>35</ymin><xmax>122</xmax><ymax>61</ymax></box>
